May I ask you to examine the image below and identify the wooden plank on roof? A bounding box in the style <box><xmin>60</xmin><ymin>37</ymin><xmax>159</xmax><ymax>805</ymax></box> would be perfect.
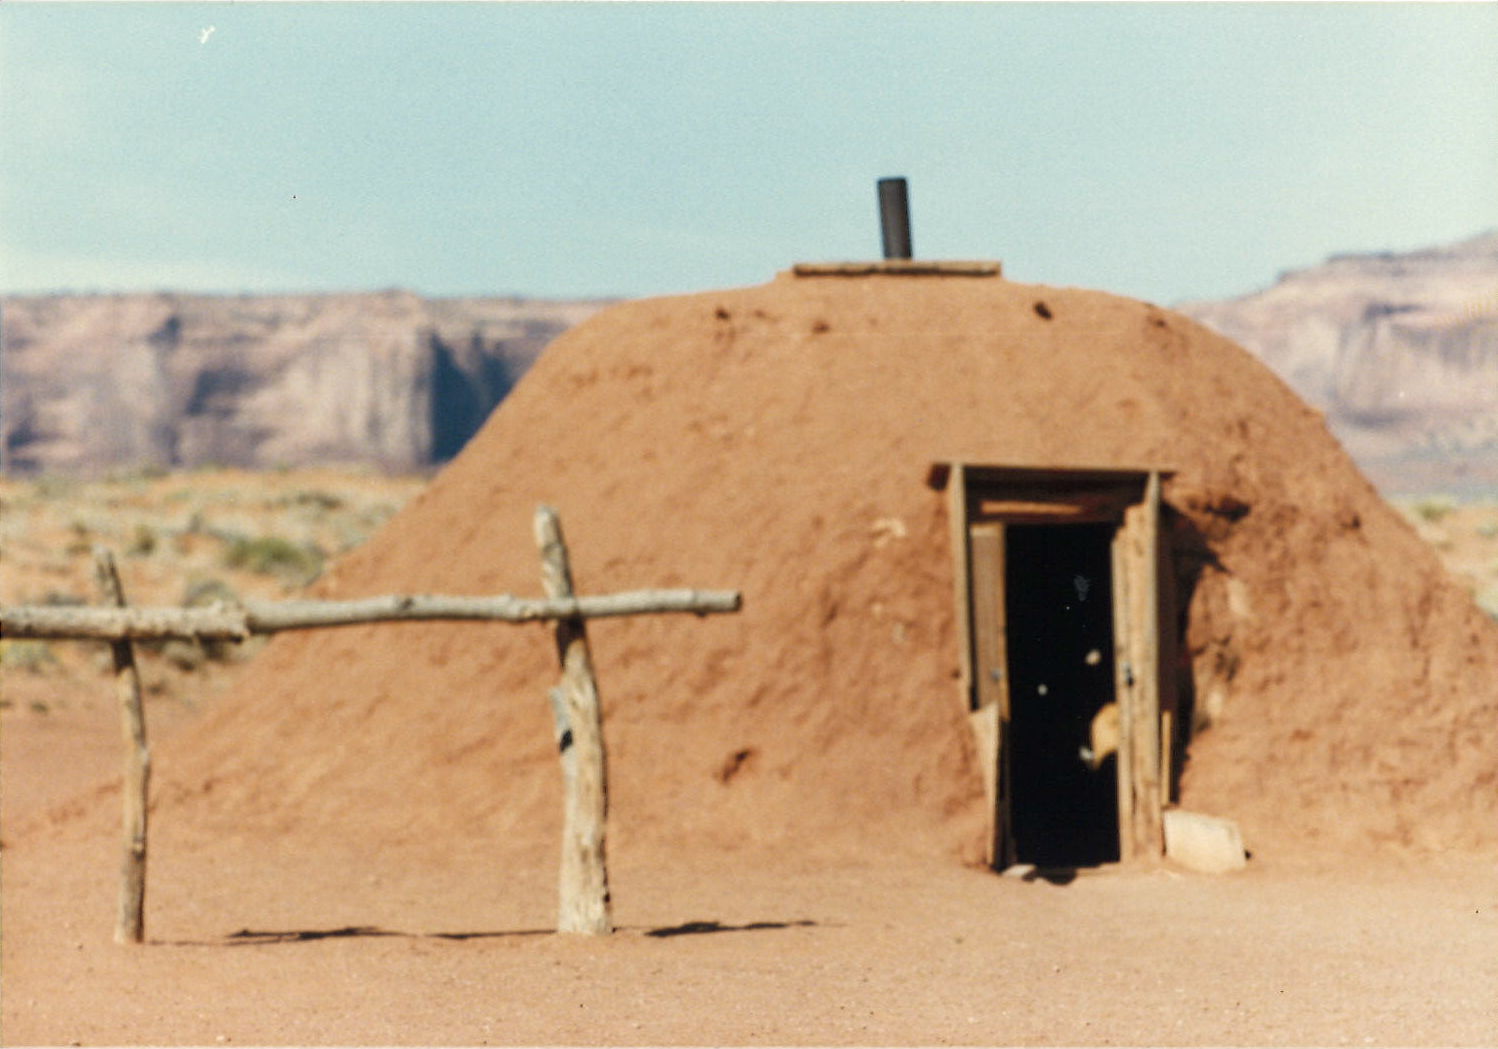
<box><xmin>791</xmin><ymin>260</ymin><xmax>1002</xmax><ymax>278</ymax></box>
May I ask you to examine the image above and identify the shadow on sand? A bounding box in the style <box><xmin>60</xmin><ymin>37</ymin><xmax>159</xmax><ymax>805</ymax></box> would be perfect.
<box><xmin>1019</xmin><ymin>867</ymin><xmax>1079</xmax><ymax>886</ymax></box>
<box><xmin>163</xmin><ymin>918</ymin><xmax>820</xmax><ymax>947</ymax></box>
<box><xmin>644</xmin><ymin>918</ymin><xmax>818</xmax><ymax>938</ymax></box>
<box><xmin>208</xmin><ymin>925</ymin><xmax>553</xmax><ymax>946</ymax></box>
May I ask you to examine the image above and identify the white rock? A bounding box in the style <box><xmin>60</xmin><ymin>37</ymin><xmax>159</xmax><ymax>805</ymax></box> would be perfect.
<box><xmin>1163</xmin><ymin>808</ymin><xmax>1247</xmax><ymax>874</ymax></box>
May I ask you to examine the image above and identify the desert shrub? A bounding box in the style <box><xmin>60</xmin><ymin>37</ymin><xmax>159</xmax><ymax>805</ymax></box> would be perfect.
<box><xmin>279</xmin><ymin>489</ymin><xmax>344</xmax><ymax>511</ymax></box>
<box><xmin>183</xmin><ymin>577</ymin><xmax>240</xmax><ymax>607</ymax></box>
<box><xmin>106</xmin><ymin>463</ymin><xmax>169</xmax><ymax>484</ymax></box>
<box><xmin>0</xmin><ymin>639</ymin><xmax>58</xmax><ymax>674</ymax></box>
<box><xmin>222</xmin><ymin>535</ymin><xmax>324</xmax><ymax>583</ymax></box>
<box><xmin>126</xmin><ymin>524</ymin><xmax>158</xmax><ymax>556</ymax></box>
<box><xmin>33</xmin><ymin>476</ymin><xmax>81</xmax><ymax>500</ymax></box>
<box><xmin>1412</xmin><ymin>496</ymin><xmax>1456</xmax><ymax>524</ymax></box>
<box><xmin>159</xmin><ymin>639</ymin><xmax>208</xmax><ymax>671</ymax></box>
<box><xmin>65</xmin><ymin>520</ymin><xmax>93</xmax><ymax>555</ymax></box>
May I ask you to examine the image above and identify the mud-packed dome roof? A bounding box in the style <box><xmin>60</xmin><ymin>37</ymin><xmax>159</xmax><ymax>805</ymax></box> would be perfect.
<box><xmin>158</xmin><ymin>271</ymin><xmax>1498</xmax><ymax>863</ymax></box>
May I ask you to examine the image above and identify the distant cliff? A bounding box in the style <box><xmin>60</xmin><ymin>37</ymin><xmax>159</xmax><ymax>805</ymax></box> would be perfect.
<box><xmin>1178</xmin><ymin>232</ymin><xmax>1498</xmax><ymax>495</ymax></box>
<box><xmin>1</xmin><ymin>291</ymin><xmax>609</xmax><ymax>474</ymax></box>
<box><xmin>6</xmin><ymin>234</ymin><xmax>1497</xmax><ymax>492</ymax></box>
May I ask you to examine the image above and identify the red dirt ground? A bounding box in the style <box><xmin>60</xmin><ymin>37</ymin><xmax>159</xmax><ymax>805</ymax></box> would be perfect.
<box><xmin>4</xmin><ymin>830</ymin><xmax>1495</xmax><ymax>1046</ymax></box>
<box><xmin>5</xmin><ymin>271</ymin><xmax>1498</xmax><ymax>1045</ymax></box>
<box><xmin>4</xmin><ymin>687</ymin><xmax>1496</xmax><ymax>1045</ymax></box>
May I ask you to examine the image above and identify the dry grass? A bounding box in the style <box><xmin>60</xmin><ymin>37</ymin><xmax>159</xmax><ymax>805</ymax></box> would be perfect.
<box><xmin>0</xmin><ymin>467</ymin><xmax>427</xmax><ymax>714</ymax></box>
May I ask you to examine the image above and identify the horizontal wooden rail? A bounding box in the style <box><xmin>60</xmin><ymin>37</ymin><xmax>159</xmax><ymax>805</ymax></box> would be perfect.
<box><xmin>0</xmin><ymin>589</ymin><xmax>742</xmax><ymax>642</ymax></box>
<box><xmin>27</xmin><ymin>509</ymin><xmax>739</xmax><ymax>945</ymax></box>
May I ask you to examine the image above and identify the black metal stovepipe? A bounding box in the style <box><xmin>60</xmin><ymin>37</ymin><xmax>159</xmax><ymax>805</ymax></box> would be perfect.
<box><xmin>877</xmin><ymin>177</ymin><xmax>912</xmax><ymax>260</ymax></box>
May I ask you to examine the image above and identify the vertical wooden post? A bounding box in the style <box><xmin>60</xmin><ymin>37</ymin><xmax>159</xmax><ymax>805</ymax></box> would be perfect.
<box><xmin>1133</xmin><ymin>471</ymin><xmax>1164</xmax><ymax>858</ymax></box>
<box><xmin>93</xmin><ymin>548</ymin><xmax>150</xmax><ymax>945</ymax></box>
<box><xmin>1118</xmin><ymin>473</ymin><xmax>1165</xmax><ymax>860</ymax></box>
<box><xmin>1109</xmin><ymin>524</ymin><xmax>1137</xmax><ymax>862</ymax></box>
<box><xmin>944</xmin><ymin>463</ymin><xmax>974</xmax><ymax>712</ymax></box>
<box><xmin>533</xmin><ymin>506</ymin><xmax>612</xmax><ymax>935</ymax></box>
<box><xmin>967</xmin><ymin>522</ymin><xmax>1012</xmax><ymax>869</ymax></box>
<box><xmin>1156</xmin><ymin>485</ymin><xmax>1181</xmax><ymax>807</ymax></box>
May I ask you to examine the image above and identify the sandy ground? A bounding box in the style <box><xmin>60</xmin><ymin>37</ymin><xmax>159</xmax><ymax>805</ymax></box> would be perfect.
<box><xmin>4</xmin><ymin>814</ymin><xmax>1496</xmax><ymax>1046</ymax></box>
<box><xmin>4</xmin><ymin>470</ymin><xmax>1497</xmax><ymax>1046</ymax></box>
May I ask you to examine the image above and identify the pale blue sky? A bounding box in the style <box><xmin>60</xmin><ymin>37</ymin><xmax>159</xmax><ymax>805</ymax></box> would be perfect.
<box><xmin>2</xmin><ymin>2</ymin><xmax>1495</xmax><ymax>305</ymax></box>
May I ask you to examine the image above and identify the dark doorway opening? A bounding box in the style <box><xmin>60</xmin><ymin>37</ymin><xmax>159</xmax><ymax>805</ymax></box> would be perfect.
<box><xmin>1005</xmin><ymin>523</ymin><xmax>1120</xmax><ymax>868</ymax></box>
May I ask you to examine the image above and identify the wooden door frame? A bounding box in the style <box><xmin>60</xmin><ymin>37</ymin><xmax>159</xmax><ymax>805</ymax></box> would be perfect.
<box><xmin>930</xmin><ymin>462</ymin><xmax>1176</xmax><ymax>868</ymax></box>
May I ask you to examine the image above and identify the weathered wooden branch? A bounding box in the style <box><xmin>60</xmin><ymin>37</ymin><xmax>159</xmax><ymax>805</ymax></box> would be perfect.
<box><xmin>535</xmin><ymin>506</ymin><xmax>612</xmax><ymax>936</ymax></box>
<box><xmin>2</xmin><ymin>604</ymin><xmax>252</xmax><ymax>642</ymax></box>
<box><xmin>0</xmin><ymin>589</ymin><xmax>741</xmax><ymax>642</ymax></box>
<box><xmin>94</xmin><ymin>548</ymin><xmax>150</xmax><ymax>945</ymax></box>
<box><xmin>26</xmin><ymin>511</ymin><xmax>738</xmax><ymax>948</ymax></box>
